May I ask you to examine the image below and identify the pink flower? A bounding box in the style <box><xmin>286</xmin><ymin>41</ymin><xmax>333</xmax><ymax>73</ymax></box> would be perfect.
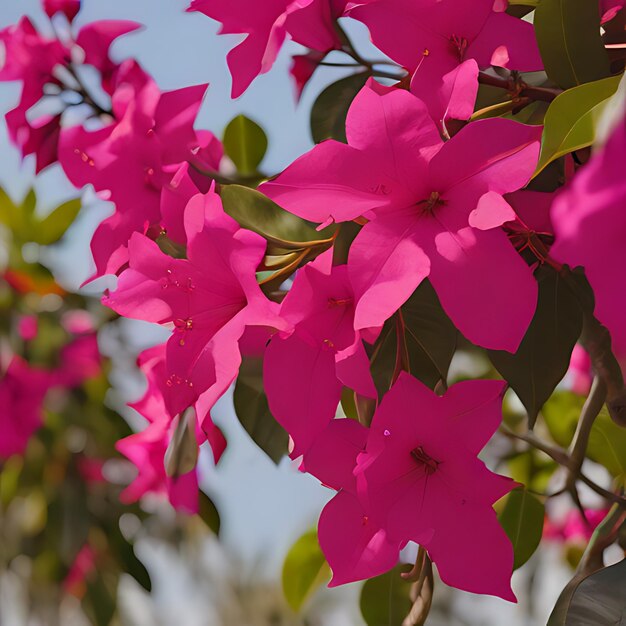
<box><xmin>0</xmin><ymin>17</ymin><xmax>68</xmax><ymax>171</ymax></box>
<box><xmin>544</xmin><ymin>508</ymin><xmax>609</xmax><ymax>543</ymax></box>
<box><xmin>104</xmin><ymin>187</ymin><xmax>285</xmax><ymax>430</ymax></box>
<box><xmin>354</xmin><ymin>373</ymin><xmax>517</xmax><ymax>600</ymax></box>
<box><xmin>551</xmin><ymin>114</ymin><xmax>626</xmax><ymax>358</ymax></box>
<box><xmin>568</xmin><ymin>345</ymin><xmax>593</xmax><ymax>396</ymax></box>
<box><xmin>0</xmin><ymin>357</ymin><xmax>50</xmax><ymax>460</ymax></box>
<box><xmin>187</xmin><ymin>0</ymin><xmax>346</xmax><ymax>97</ymax></box>
<box><xmin>303</xmin><ymin>419</ymin><xmax>402</xmax><ymax>585</ymax></box>
<box><xmin>262</xmin><ymin>80</ymin><xmax>541</xmax><ymax>351</ymax></box>
<box><xmin>289</xmin><ymin>50</ymin><xmax>326</xmax><ymax>100</ymax></box>
<box><xmin>59</xmin><ymin>61</ymin><xmax>208</xmax><ymax>277</ymax></box>
<box><xmin>63</xmin><ymin>544</ymin><xmax>97</xmax><ymax>598</ymax></box>
<box><xmin>51</xmin><ymin>333</ymin><xmax>102</xmax><ymax>388</ymax></box>
<box><xmin>17</xmin><ymin>315</ymin><xmax>38</xmax><ymax>341</ymax></box>
<box><xmin>43</xmin><ymin>0</ymin><xmax>81</xmax><ymax>22</ymax></box>
<box><xmin>117</xmin><ymin>344</ymin><xmax>226</xmax><ymax>513</ymax></box>
<box><xmin>264</xmin><ymin>251</ymin><xmax>378</xmax><ymax>457</ymax></box>
<box><xmin>348</xmin><ymin>0</ymin><xmax>543</xmax><ymax>75</ymax></box>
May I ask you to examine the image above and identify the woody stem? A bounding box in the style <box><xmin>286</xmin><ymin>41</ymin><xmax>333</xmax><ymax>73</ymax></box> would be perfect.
<box><xmin>477</xmin><ymin>71</ymin><xmax>562</xmax><ymax>103</ymax></box>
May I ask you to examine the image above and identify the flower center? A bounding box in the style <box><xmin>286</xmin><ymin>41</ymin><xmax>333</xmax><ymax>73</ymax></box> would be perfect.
<box><xmin>411</xmin><ymin>446</ymin><xmax>440</xmax><ymax>475</ymax></box>
<box><xmin>450</xmin><ymin>35</ymin><xmax>469</xmax><ymax>61</ymax></box>
<box><xmin>327</xmin><ymin>297</ymin><xmax>352</xmax><ymax>308</ymax></box>
<box><xmin>417</xmin><ymin>191</ymin><xmax>445</xmax><ymax>216</ymax></box>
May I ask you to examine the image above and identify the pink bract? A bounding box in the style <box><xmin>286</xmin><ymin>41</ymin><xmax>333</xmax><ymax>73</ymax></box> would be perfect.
<box><xmin>264</xmin><ymin>251</ymin><xmax>378</xmax><ymax>457</ymax></box>
<box><xmin>262</xmin><ymin>80</ymin><xmax>541</xmax><ymax>351</ymax></box>
<box><xmin>103</xmin><ymin>187</ymin><xmax>285</xmax><ymax>431</ymax></box>
<box><xmin>551</xmin><ymin>114</ymin><xmax>626</xmax><ymax>358</ymax></box>
<box><xmin>355</xmin><ymin>373</ymin><xmax>517</xmax><ymax>600</ymax></box>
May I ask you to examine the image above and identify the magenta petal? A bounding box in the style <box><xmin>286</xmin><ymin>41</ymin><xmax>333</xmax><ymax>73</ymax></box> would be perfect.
<box><xmin>264</xmin><ymin>334</ymin><xmax>343</xmax><ymax>457</ymax></box>
<box><xmin>469</xmin><ymin>191</ymin><xmax>517</xmax><ymax>230</ymax></box>
<box><xmin>319</xmin><ymin>491</ymin><xmax>400</xmax><ymax>587</ymax></box>
<box><xmin>468</xmin><ymin>10</ymin><xmax>543</xmax><ymax>72</ymax></box>
<box><xmin>429</xmin><ymin>118</ymin><xmax>542</xmax><ymax>203</ymax></box>
<box><xmin>335</xmin><ymin>339</ymin><xmax>377</xmax><ymax>398</ymax></box>
<box><xmin>301</xmin><ymin>418</ymin><xmax>368</xmax><ymax>491</ymax></box>
<box><xmin>345</xmin><ymin>79</ymin><xmax>442</xmax><ymax>195</ymax></box>
<box><xmin>426</xmin><ymin>499</ymin><xmax>516</xmax><ymax>601</ymax></box>
<box><xmin>416</xmin><ymin>215</ymin><xmax>537</xmax><ymax>352</ymax></box>
<box><xmin>260</xmin><ymin>141</ymin><xmax>404</xmax><ymax>224</ymax></box>
<box><xmin>349</xmin><ymin>210</ymin><xmax>431</xmax><ymax>330</ymax></box>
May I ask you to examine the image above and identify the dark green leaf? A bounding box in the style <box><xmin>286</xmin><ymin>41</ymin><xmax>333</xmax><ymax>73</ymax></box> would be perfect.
<box><xmin>370</xmin><ymin>281</ymin><xmax>457</xmax><ymax>397</ymax></box>
<box><xmin>310</xmin><ymin>72</ymin><xmax>369</xmax><ymax>144</ymax></box>
<box><xmin>534</xmin><ymin>0</ymin><xmax>610</xmax><ymax>89</ymax></box>
<box><xmin>498</xmin><ymin>487</ymin><xmax>545</xmax><ymax>569</ymax></box>
<box><xmin>33</xmin><ymin>199</ymin><xmax>81</xmax><ymax>245</ymax></box>
<box><xmin>233</xmin><ymin>357</ymin><xmax>289</xmax><ymax>463</ymax></box>
<box><xmin>548</xmin><ymin>559</ymin><xmax>626</xmax><ymax>625</ymax></box>
<box><xmin>282</xmin><ymin>529</ymin><xmax>330</xmax><ymax>612</ymax></box>
<box><xmin>360</xmin><ymin>564</ymin><xmax>414</xmax><ymax>626</ymax></box>
<box><xmin>109</xmin><ymin>525</ymin><xmax>152</xmax><ymax>592</ymax></box>
<box><xmin>83</xmin><ymin>573</ymin><xmax>117</xmax><ymax>626</ymax></box>
<box><xmin>220</xmin><ymin>184</ymin><xmax>327</xmax><ymax>244</ymax></box>
<box><xmin>223</xmin><ymin>115</ymin><xmax>268</xmax><ymax>176</ymax></box>
<box><xmin>535</xmin><ymin>75</ymin><xmax>622</xmax><ymax>176</ymax></box>
<box><xmin>198</xmin><ymin>491</ymin><xmax>221</xmax><ymax>535</ymax></box>
<box><xmin>488</xmin><ymin>268</ymin><xmax>583</xmax><ymax>427</ymax></box>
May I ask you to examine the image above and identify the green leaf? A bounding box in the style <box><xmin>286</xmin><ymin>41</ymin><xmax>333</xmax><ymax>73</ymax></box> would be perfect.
<box><xmin>220</xmin><ymin>184</ymin><xmax>327</xmax><ymax>244</ymax></box>
<box><xmin>360</xmin><ymin>564</ymin><xmax>414</xmax><ymax>626</ymax></box>
<box><xmin>233</xmin><ymin>357</ymin><xmax>289</xmax><ymax>464</ymax></box>
<box><xmin>534</xmin><ymin>0</ymin><xmax>610</xmax><ymax>89</ymax></box>
<box><xmin>370</xmin><ymin>281</ymin><xmax>457</xmax><ymax>397</ymax></box>
<box><xmin>535</xmin><ymin>75</ymin><xmax>622</xmax><ymax>176</ymax></box>
<box><xmin>32</xmin><ymin>199</ymin><xmax>82</xmax><ymax>245</ymax></box>
<box><xmin>547</xmin><ymin>558</ymin><xmax>626</xmax><ymax>625</ymax></box>
<box><xmin>223</xmin><ymin>115</ymin><xmax>268</xmax><ymax>176</ymax></box>
<box><xmin>198</xmin><ymin>491</ymin><xmax>221</xmax><ymax>535</ymax></box>
<box><xmin>542</xmin><ymin>391</ymin><xmax>626</xmax><ymax>479</ymax></box>
<box><xmin>310</xmin><ymin>72</ymin><xmax>369</xmax><ymax>144</ymax></box>
<box><xmin>498</xmin><ymin>487</ymin><xmax>545</xmax><ymax>569</ymax></box>
<box><xmin>109</xmin><ymin>525</ymin><xmax>152</xmax><ymax>592</ymax></box>
<box><xmin>488</xmin><ymin>268</ymin><xmax>584</xmax><ymax>427</ymax></box>
<box><xmin>282</xmin><ymin>529</ymin><xmax>331</xmax><ymax>612</ymax></box>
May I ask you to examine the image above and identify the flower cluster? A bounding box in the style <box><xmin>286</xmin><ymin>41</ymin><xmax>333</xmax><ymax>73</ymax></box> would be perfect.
<box><xmin>2</xmin><ymin>0</ymin><xmax>626</xmax><ymax>612</ymax></box>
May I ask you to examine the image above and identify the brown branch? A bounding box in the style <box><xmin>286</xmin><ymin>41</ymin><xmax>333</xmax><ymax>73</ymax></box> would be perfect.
<box><xmin>478</xmin><ymin>71</ymin><xmax>562</xmax><ymax>103</ymax></box>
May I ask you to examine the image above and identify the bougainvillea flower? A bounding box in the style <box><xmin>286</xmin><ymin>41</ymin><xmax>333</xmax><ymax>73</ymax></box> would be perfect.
<box><xmin>0</xmin><ymin>357</ymin><xmax>50</xmax><ymax>460</ymax></box>
<box><xmin>551</xmin><ymin>114</ymin><xmax>626</xmax><ymax>357</ymax></box>
<box><xmin>348</xmin><ymin>0</ymin><xmax>542</xmax><ymax>76</ymax></box>
<box><xmin>355</xmin><ymin>373</ymin><xmax>517</xmax><ymax>600</ymax></box>
<box><xmin>187</xmin><ymin>0</ymin><xmax>345</xmax><ymax>97</ymax></box>
<box><xmin>302</xmin><ymin>419</ymin><xmax>402</xmax><ymax>585</ymax></box>
<box><xmin>289</xmin><ymin>50</ymin><xmax>326</xmax><ymax>100</ymax></box>
<box><xmin>567</xmin><ymin>345</ymin><xmax>593</xmax><ymax>396</ymax></box>
<box><xmin>104</xmin><ymin>188</ymin><xmax>285</xmax><ymax>430</ymax></box>
<box><xmin>264</xmin><ymin>251</ymin><xmax>378</xmax><ymax>457</ymax></box>
<box><xmin>59</xmin><ymin>61</ymin><xmax>208</xmax><ymax>277</ymax></box>
<box><xmin>75</xmin><ymin>20</ymin><xmax>142</xmax><ymax>94</ymax></box>
<box><xmin>263</xmin><ymin>81</ymin><xmax>540</xmax><ymax>351</ymax></box>
<box><xmin>43</xmin><ymin>0</ymin><xmax>81</xmax><ymax>22</ymax></box>
<box><xmin>0</xmin><ymin>17</ymin><xmax>68</xmax><ymax>169</ymax></box>
<box><xmin>544</xmin><ymin>508</ymin><xmax>609</xmax><ymax>543</ymax></box>
<box><xmin>63</xmin><ymin>544</ymin><xmax>97</xmax><ymax>599</ymax></box>
<box><xmin>17</xmin><ymin>315</ymin><xmax>38</xmax><ymax>341</ymax></box>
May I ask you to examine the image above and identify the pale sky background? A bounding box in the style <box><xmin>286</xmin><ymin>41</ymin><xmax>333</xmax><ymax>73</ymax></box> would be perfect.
<box><xmin>0</xmin><ymin>3</ymin><xmax>579</xmax><ymax>624</ymax></box>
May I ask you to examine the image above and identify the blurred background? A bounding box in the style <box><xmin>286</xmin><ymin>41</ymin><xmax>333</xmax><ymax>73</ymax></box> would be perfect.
<box><xmin>0</xmin><ymin>2</ymin><xmax>615</xmax><ymax>624</ymax></box>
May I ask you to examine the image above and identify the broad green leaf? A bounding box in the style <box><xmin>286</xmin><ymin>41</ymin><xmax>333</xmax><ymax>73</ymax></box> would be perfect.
<box><xmin>370</xmin><ymin>280</ymin><xmax>457</xmax><ymax>397</ymax></box>
<box><xmin>542</xmin><ymin>391</ymin><xmax>626</xmax><ymax>479</ymax></box>
<box><xmin>548</xmin><ymin>558</ymin><xmax>626</xmax><ymax>625</ymax></box>
<box><xmin>534</xmin><ymin>0</ymin><xmax>610</xmax><ymax>89</ymax></box>
<box><xmin>198</xmin><ymin>491</ymin><xmax>221</xmax><ymax>535</ymax></box>
<box><xmin>33</xmin><ymin>199</ymin><xmax>81</xmax><ymax>245</ymax></box>
<box><xmin>223</xmin><ymin>114</ymin><xmax>268</xmax><ymax>176</ymax></box>
<box><xmin>310</xmin><ymin>72</ymin><xmax>369</xmax><ymax>144</ymax></box>
<box><xmin>488</xmin><ymin>268</ymin><xmax>585</xmax><ymax>427</ymax></box>
<box><xmin>220</xmin><ymin>184</ymin><xmax>327</xmax><ymax>244</ymax></box>
<box><xmin>282</xmin><ymin>529</ymin><xmax>331</xmax><ymax>612</ymax></box>
<box><xmin>498</xmin><ymin>487</ymin><xmax>545</xmax><ymax>569</ymax></box>
<box><xmin>360</xmin><ymin>564</ymin><xmax>414</xmax><ymax>626</ymax></box>
<box><xmin>233</xmin><ymin>357</ymin><xmax>288</xmax><ymax>464</ymax></box>
<box><xmin>109</xmin><ymin>524</ymin><xmax>152</xmax><ymax>592</ymax></box>
<box><xmin>535</xmin><ymin>75</ymin><xmax>622</xmax><ymax>176</ymax></box>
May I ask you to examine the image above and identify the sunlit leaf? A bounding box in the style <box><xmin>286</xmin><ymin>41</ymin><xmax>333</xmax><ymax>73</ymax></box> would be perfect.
<box><xmin>498</xmin><ymin>487</ymin><xmax>545</xmax><ymax>569</ymax></box>
<box><xmin>282</xmin><ymin>529</ymin><xmax>330</xmax><ymax>612</ymax></box>
<box><xmin>223</xmin><ymin>114</ymin><xmax>268</xmax><ymax>176</ymax></box>
<box><xmin>360</xmin><ymin>564</ymin><xmax>413</xmax><ymax>626</ymax></box>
